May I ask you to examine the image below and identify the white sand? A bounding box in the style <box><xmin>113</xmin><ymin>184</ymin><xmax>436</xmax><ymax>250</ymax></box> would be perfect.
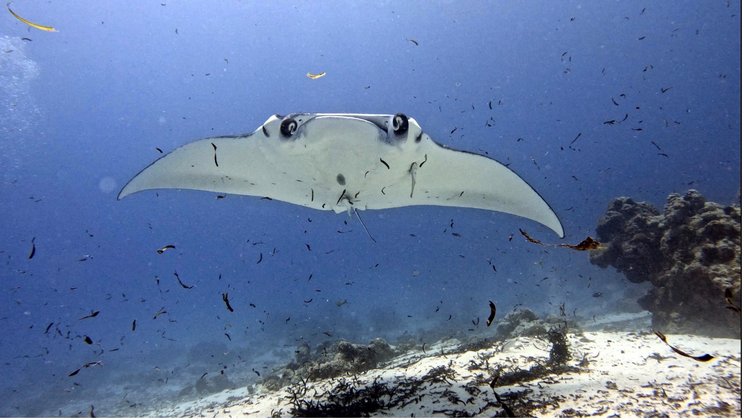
<box><xmin>148</xmin><ymin>330</ymin><xmax>741</xmax><ymax>417</ymax></box>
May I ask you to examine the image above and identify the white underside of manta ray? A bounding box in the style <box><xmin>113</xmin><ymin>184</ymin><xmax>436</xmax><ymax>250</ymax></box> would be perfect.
<box><xmin>118</xmin><ymin>113</ymin><xmax>564</xmax><ymax>237</ymax></box>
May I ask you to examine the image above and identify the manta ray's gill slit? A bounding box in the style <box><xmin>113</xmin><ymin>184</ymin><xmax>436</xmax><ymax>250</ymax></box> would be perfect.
<box><xmin>310</xmin><ymin>188</ymin><xmax>314</xmax><ymax>202</ymax></box>
<box><xmin>379</xmin><ymin>158</ymin><xmax>390</xmax><ymax>169</ymax></box>
<box><xmin>211</xmin><ymin>142</ymin><xmax>218</xmax><ymax>167</ymax></box>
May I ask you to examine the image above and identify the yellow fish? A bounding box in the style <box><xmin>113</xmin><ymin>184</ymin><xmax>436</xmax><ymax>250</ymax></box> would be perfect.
<box><xmin>306</xmin><ymin>72</ymin><xmax>326</xmax><ymax>80</ymax></box>
<box><xmin>7</xmin><ymin>2</ymin><xmax>57</xmax><ymax>32</ymax></box>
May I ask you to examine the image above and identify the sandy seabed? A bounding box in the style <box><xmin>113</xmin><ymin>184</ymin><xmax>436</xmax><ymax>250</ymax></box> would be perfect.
<box><xmin>146</xmin><ymin>328</ymin><xmax>741</xmax><ymax>417</ymax></box>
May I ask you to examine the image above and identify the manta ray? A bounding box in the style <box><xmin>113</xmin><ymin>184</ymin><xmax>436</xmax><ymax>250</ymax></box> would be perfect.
<box><xmin>119</xmin><ymin>113</ymin><xmax>564</xmax><ymax>237</ymax></box>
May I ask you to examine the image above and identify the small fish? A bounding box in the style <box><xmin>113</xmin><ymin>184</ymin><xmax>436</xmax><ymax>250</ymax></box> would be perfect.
<box><xmin>306</xmin><ymin>72</ymin><xmax>326</xmax><ymax>80</ymax></box>
<box><xmin>407</xmin><ymin>38</ymin><xmax>419</xmax><ymax>46</ymax></box>
<box><xmin>156</xmin><ymin>244</ymin><xmax>175</xmax><ymax>254</ymax></box>
<box><xmin>221</xmin><ymin>292</ymin><xmax>234</xmax><ymax>312</ymax></box>
<box><xmin>724</xmin><ymin>287</ymin><xmax>740</xmax><ymax>313</ymax></box>
<box><xmin>570</xmin><ymin>132</ymin><xmax>582</xmax><ymax>146</ymax></box>
<box><xmin>173</xmin><ymin>271</ymin><xmax>194</xmax><ymax>289</ymax></box>
<box><xmin>224</xmin><ymin>332</ymin><xmax>231</xmax><ymax>341</ymax></box>
<box><xmin>660</xmin><ymin>86</ymin><xmax>672</xmax><ymax>93</ymax></box>
<box><xmin>28</xmin><ymin>237</ymin><xmax>36</xmax><ymax>259</ymax></box>
<box><xmin>654</xmin><ymin>331</ymin><xmax>714</xmax><ymax>362</ymax></box>
<box><xmin>44</xmin><ymin>322</ymin><xmax>54</xmax><ymax>334</ymax></box>
<box><xmin>592</xmin><ymin>292</ymin><xmax>603</xmax><ymax>298</ymax></box>
<box><xmin>131</xmin><ymin>319</ymin><xmax>137</xmax><ymax>332</ymax></box>
<box><xmin>153</xmin><ymin>307</ymin><xmax>167</xmax><ymax>319</ymax></box>
<box><xmin>256</xmin><ymin>252</ymin><xmax>263</xmax><ymax>264</ymax></box>
<box><xmin>486</xmin><ymin>300</ymin><xmax>496</xmax><ymax>326</ymax></box>
<box><xmin>336</xmin><ymin>299</ymin><xmax>348</xmax><ymax>307</ymax></box>
<box><xmin>155</xmin><ymin>147</ymin><xmax>163</xmax><ymax>154</ymax></box>
<box><xmin>7</xmin><ymin>3</ymin><xmax>58</xmax><ymax>32</ymax></box>
<box><xmin>83</xmin><ymin>335</ymin><xmax>93</xmax><ymax>345</ymax></box>
<box><xmin>79</xmin><ymin>310</ymin><xmax>100</xmax><ymax>320</ymax></box>
<box><xmin>20</xmin><ymin>37</ymin><xmax>31</xmax><ymax>42</ymax></box>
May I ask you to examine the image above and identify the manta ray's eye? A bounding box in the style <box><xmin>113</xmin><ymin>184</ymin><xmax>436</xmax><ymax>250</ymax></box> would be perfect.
<box><xmin>392</xmin><ymin>113</ymin><xmax>409</xmax><ymax>135</ymax></box>
<box><xmin>280</xmin><ymin>118</ymin><xmax>298</xmax><ymax>137</ymax></box>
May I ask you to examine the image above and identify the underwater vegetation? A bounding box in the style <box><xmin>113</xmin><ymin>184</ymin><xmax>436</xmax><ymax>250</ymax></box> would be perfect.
<box><xmin>260</xmin><ymin>309</ymin><xmax>576</xmax><ymax>417</ymax></box>
<box><xmin>590</xmin><ymin>189</ymin><xmax>741</xmax><ymax>337</ymax></box>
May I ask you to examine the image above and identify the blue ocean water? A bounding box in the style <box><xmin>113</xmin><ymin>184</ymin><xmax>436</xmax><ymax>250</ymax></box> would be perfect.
<box><xmin>0</xmin><ymin>1</ymin><xmax>740</xmax><ymax>416</ymax></box>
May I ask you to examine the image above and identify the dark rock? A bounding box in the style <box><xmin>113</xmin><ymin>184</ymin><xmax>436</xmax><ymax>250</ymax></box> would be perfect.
<box><xmin>590</xmin><ymin>190</ymin><xmax>741</xmax><ymax>337</ymax></box>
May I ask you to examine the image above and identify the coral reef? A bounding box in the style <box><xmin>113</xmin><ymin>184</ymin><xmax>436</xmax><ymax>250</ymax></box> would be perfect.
<box><xmin>260</xmin><ymin>338</ymin><xmax>397</xmax><ymax>392</ymax></box>
<box><xmin>590</xmin><ymin>190</ymin><xmax>741</xmax><ymax>337</ymax></box>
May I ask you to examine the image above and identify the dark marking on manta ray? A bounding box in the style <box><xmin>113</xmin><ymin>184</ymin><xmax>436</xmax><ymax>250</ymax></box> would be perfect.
<box><xmin>420</xmin><ymin>154</ymin><xmax>428</xmax><ymax>168</ymax></box>
<box><xmin>379</xmin><ymin>158</ymin><xmax>390</xmax><ymax>169</ymax></box>
<box><xmin>381</xmin><ymin>187</ymin><xmax>386</xmax><ymax>195</ymax></box>
<box><xmin>261</xmin><ymin>125</ymin><xmax>269</xmax><ymax>137</ymax></box>
<box><xmin>310</xmin><ymin>188</ymin><xmax>314</xmax><ymax>202</ymax></box>
<box><xmin>131</xmin><ymin>319</ymin><xmax>136</xmax><ymax>331</ymax></box>
<box><xmin>211</xmin><ymin>142</ymin><xmax>218</xmax><ymax>167</ymax></box>
<box><xmin>336</xmin><ymin>189</ymin><xmax>347</xmax><ymax>205</ymax></box>
<box><xmin>256</xmin><ymin>252</ymin><xmax>263</xmax><ymax>264</ymax></box>
<box><xmin>336</xmin><ymin>174</ymin><xmax>346</xmax><ymax>186</ymax></box>
<box><xmin>570</xmin><ymin>132</ymin><xmax>582</xmax><ymax>146</ymax></box>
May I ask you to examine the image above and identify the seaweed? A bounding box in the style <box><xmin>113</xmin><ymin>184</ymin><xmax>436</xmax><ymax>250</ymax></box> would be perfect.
<box><xmin>287</xmin><ymin>376</ymin><xmax>421</xmax><ymax>417</ymax></box>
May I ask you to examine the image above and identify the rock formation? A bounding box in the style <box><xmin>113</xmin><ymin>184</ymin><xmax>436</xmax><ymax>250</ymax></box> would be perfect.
<box><xmin>590</xmin><ymin>190</ymin><xmax>741</xmax><ymax>337</ymax></box>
